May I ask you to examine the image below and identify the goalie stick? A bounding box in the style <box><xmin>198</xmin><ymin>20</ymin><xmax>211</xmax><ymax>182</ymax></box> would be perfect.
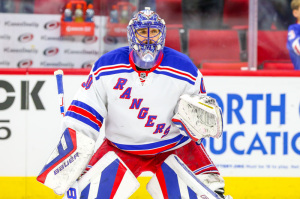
<box><xmin>37</xmin><ymin>70</ymin><xmax>96</xmax><ymax>195</ymax></box>
<box><xmin>54</xmin><ymin>69</ymin><xmax>65</xmax><ymax>117</ymax></box>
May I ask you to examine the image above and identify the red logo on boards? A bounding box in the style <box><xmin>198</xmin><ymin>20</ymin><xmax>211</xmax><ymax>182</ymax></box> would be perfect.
<box><xmin>44</xmin><ymin>21</ymin><xmax>60</xmax><ymax>30</ymax></box>
<box><xmin>43</xmin><ymin>47</ymin><xmax>59</xmax><ymax>56</ymax></box>
<box><xmin>18</xmin><ymin>59</ymin><xmax>33</xmax><ymax>68</ymax></box>
<box><xmin>18</xmin><ymin>33</ymin><xmax>34</xmax><ymax>43</ymax></box>
<box><xmin>82</xmin><ymin>36</ymin><xmax>98</xmax><ymax>44</ymax></box>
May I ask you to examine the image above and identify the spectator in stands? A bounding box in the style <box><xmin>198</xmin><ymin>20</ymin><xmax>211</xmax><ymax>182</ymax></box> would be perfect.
<box><xmin>182</xmin><ymin>0</ymin><xmax>224</xmax><ymax>30</ymax></box>
<box><xmin>93</xmin><ymin>0</ymin><xmax>135</xmax><ymax>16</ymax></box>
<box><xmin>258</xmin><ymin>0</ymin><xmax>294</xmax><ymax>30</ymax></box>
<box><xmin>0</xmin><ymin>0</ymin><xmax>34</xmax><ymax>13</ymax></box>
<box><xmin>287</xmin><ymin>0</ymin><xmax>300</xmax><ymax>69</ymax></box>
<box><xmin>138</xmin><ymin>0</ymin><xmax>155</xmax><ymax>11</ymax></box>
<box><xmin>181</xmin><ymin>0</ymin><xmax>224</xmax><ymax>54</ymax></box>
<box><xmin>0</xmin><ymin>0</ymin><xmax>14</xmax><ymax>12</ymax></box>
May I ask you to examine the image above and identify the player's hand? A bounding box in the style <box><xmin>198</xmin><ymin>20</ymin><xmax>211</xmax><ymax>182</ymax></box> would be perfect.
<box><xmin>172</xmin><ymin>94</ymin><xmax>223</xmax><ymax>142</ymax></box>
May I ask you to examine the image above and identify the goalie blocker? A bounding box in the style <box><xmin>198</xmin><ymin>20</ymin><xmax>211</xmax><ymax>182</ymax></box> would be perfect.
<box><xmin>37</xmin><ymin>128</ymin><xmax>95</xmax><ymax>195</ymax></box>
<box><xmin>172</xmin><ymin>94</ymin><xmax>223</xmax><ymax>143</ymax></box>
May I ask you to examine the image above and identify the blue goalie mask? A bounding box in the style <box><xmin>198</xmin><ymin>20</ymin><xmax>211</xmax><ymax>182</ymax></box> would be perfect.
<box><xmin>127</xmin><ymin>7</ymin><xmax>166</xmax><ymax>69</ymax></box>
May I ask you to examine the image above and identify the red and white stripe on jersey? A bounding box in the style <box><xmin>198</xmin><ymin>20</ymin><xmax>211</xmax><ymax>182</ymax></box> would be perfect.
<box><xmin>93</xmin><ymin>63</ymin><xmax>132</xmax><ymax>76</ymax></box>
<box><xmin>157</xmin><ymin>65</ymin><xmax>197</xmax><ymax>82</ymax></box>
<box><xmin>66</xmin><ymin>100</ymin><xmax>104</xmax><ymax>132</ymax></box>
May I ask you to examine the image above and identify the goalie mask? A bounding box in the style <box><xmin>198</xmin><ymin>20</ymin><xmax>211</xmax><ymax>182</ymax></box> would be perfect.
<box><xmin>127</xmin><ymin>7</ymin><xmax>166</xmax><ymax>69</ymax></box>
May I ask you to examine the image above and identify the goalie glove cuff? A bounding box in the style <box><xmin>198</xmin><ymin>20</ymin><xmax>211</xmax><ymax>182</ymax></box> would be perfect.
<box><xmin>172</xmin><ymin>114</ymin><xmax>203</xmax><ymax>142</ymax></box>
<box><xmin>172</xmin><ymin>94</ymin><xmax>223</xmax><ymax>142</ymax></box>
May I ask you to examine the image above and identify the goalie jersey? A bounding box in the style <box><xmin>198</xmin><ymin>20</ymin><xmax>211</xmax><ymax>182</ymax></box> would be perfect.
<box><xmin>63</xmin><ymin>46</ymin><xmax>206</xmax><ymax>155</ymax></box>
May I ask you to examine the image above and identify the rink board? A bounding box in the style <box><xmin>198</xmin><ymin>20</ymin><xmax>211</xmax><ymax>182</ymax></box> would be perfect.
<box><xmin>1</xmin><ymin>69</ymin><xmax>300</xmax><ymax>198</ymax></box>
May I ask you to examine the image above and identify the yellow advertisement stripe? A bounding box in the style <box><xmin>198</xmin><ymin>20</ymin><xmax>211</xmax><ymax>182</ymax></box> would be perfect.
<box><xmin>0</xmin><ymin>177</ymin><xmax>299</xmax><ymax>199</ymax></box>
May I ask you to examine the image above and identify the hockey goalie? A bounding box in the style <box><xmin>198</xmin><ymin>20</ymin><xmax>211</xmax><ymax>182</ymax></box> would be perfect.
<box><xmin>37</xmin><ymin>7</ymin><xmax>233</xmax><ymax>199</ymax></box>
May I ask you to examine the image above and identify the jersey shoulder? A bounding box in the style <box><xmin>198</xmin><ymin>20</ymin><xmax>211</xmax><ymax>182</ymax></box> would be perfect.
<box><xmin>288</xmin><ymin>24</ymin><xmax>300</xmax><ymax>41</ymax></box>
<box><xmin>161</xmin><ymin>47</ymin><xmax>198</xmax><ymax>77</ymax></box>
<box><xmin>288</xmin><ymin>24</ymin><xmax>300</xmax><ymax>31</ymax></box>
<box><xmin>92</xmin><ymin>46</ymin><xmax>130</xmax><ymax>73</ymax></box>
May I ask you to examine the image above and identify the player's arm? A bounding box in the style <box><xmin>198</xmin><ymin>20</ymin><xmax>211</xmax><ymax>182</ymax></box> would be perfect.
<box><xmin>37</xmin><ymin>68</ymin><xmax>107</xmax><ymax>195</ymax></box>
<box><xmin>172</xmin><ymin>70</ymin><xmax>223</xmax><ymax>143</ymax></box>
<box><xmin>287</xmin><ymin>27</ymin><xmax>300</xmax><ymax>55</ymax></box>
<box><xmin>62</xmin><ymin>69</ymin><xmax>107</xmax><ymax>141</ymax></box>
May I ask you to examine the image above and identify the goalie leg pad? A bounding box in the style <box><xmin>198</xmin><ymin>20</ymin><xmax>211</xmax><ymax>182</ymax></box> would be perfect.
<box><xmin>147</xmin><ymin>154</ymin><xmax>221</xmax><ymax>199</ymax></box>
<box><xmin>196</xmin><ymin>173</ymin><xmax>225</xmax><ymax>195</ymax></box>
<box><xmin>37</xmin><ymin>128</ymin><xmax>95</xmax><ymax>195</ymax></box>
<box><xmin>63</xmin><ymin>151</ymin><xmax>140</xmax><ymax>199</ymax></box>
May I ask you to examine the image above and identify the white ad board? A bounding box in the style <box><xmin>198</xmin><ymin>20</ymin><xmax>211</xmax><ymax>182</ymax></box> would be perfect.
<box><xmin>0</xmin><ymin>13</ymin><xmax>107</xmax><ymax>68</ymax></box>
<box><xmin>204</xmin><ymin>76</ymin><xmax>300</xmax><ymax>177</ymax></box>
<box><xmin>0</xmin><ymin>74</ymin><xmax>299</xmax><ymax>177</ymax></box>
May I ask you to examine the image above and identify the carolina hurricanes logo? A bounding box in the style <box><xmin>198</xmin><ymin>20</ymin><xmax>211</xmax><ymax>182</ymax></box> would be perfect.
<box><xmin>43</xmin><ymin>47</ymin><xmax>59</xmax><ymax>56</ymax></box>
<box><xmin>44</xmin><ymin>21</ymin><xmax>60</xmax><ymax>30</ymax></box>
<box><xmin>81</xmin><ymin>61</ymin><xmax>93</xmax><ymax>68</ymax></box>
<box><xmin>17</xmin><ymin>59</ymin><xmax>33</xmax><ymax>68</ymax></box>
<box><xmin>18</xmin><ymin>33</ymin><xmax>33</xmax><ymax>43</ymax></box>
<box><xmin>82</xmin><ymin>36</ymin><xmax>98</xmax><ymax>44</ymax></box>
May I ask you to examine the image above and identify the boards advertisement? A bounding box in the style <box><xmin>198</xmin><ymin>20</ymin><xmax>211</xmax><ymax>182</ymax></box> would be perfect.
<box><xmin>0</xmin><ymin>71</ymin><xmax>300</xmax><ymax>198</ymax></box>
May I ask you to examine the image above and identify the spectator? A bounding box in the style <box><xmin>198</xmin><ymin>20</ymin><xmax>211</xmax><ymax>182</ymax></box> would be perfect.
<box><xmin>258</xmin><ymin>0</ymin><xmax>294</xmax><ymax>30</ymax></box>
<box><xmin>181</xmin><ymin>0</ymin><xmax>224</xmax><ymax>30</ymax></box>
<box><xmin>138</xmin><ymin>0</ymin><xmax>156</xmax><ymax>11</ymax></box>
<box><xmin>1</xmin><ymin>0</ymin><xmax>34</xmax><ymax>13</ymax></box>
<box><xmin>287</xmin><ymin>0</ymin><xmax>300</xmax><ymax>69</ymax></box>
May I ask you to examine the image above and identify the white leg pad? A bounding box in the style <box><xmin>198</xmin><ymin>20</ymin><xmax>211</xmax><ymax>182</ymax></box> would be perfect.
<box><xmin>147</xmin><ymin>154</ymin><xmax>220</xmax><ymax>199</ymax></box>
<box><xmin>64</xmin><ymin>151</ymin><xmax>140</xmax><ymax>199</ymax></box>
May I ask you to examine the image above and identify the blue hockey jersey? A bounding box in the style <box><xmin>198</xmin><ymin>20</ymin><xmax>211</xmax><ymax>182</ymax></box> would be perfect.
<box><xmin>287</xmin><ymin>23</ymin><xmax>300</xmax><ymax>69</ymax></box>
<box><xmin>63</xmin><ymin>46</ymin><xmax>206</xmax><ymax>155</ymax></box>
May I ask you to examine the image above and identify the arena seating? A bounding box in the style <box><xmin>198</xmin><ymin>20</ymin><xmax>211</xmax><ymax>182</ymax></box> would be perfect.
<box><xmin>257</xmin><ymin>31</ymin><xmax>290</xmax><ymax>66</ymax></box>
<box><xmin>165</xmin><ymin>28</ymin><xmax>181</xmax><ymax>52</ymax></box>
<box><xmin>223</xmin><ymin>0</ymin><xmax>249</xmax><ymax>29</ymax></box>
<box><xmin>156</xmin><ymin>0</ymin><xmax>183</xmax><ymax>28</ymax></box>
<box><xmin>262</xmin><ymin>61</ymin><xmax>294</xmax><ymax>70</ymax></box>
<box><xmin>201</xmin><ymin>62</ymin><xmax>248</xmax><ymax>70</ymax></box>
<box><xmin>188</xmin><ymin>30</ymin><xmax>241</xmax><ymax>67</ymax></box>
